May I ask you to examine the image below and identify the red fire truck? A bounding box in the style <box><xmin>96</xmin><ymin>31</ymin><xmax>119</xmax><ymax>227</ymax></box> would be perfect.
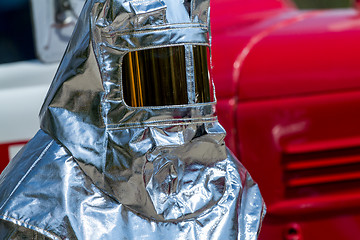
<box><xmin>211</xmin><ymin>0</ymin><xmax>360</xmax><ymax>239</ymax></box>
<box><xmin>1</xmin><ymin>0</ymin><xmax>360</xmax><ymax>239</ymax></box>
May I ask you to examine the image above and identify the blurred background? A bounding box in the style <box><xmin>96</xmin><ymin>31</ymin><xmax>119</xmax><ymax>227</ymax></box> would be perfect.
<box><xmin>0</xmin><ymin>0</ymin><xmax>355</xmax><ymax>64</ymax></box>
<box><xmin>0</xmin><ymin>0</ymin><xmax>35</xmax><ymax>64</ymax></box>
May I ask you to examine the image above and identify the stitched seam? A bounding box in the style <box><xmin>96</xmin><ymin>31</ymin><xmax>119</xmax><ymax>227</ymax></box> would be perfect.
<box><xmin>185</xmin><ymin>45</ymin><xmax>196</xmax><ymax>103</ymax></box>
<box><xmin>106</xmin><ymin>116</ymin><xmax>216</xmax><ymax>126</ymax></box>
<box><xmin>103</xmin><ymin>42</ymin><xmax>210</xmax><ymax>56</ymax></box>
<box><xmin>191</xmin><ymin>0</ymin><xmax>195</xmax><ymax>22</ymax></box>
<box><xmin>90</xmin><ymin>12</ymin><xmax>107</xmax><ymax>129</ymax></box>
<box><xmin>106</xmin><ymin>118</ymin><xmax>217</xmax><ymax>130</ymax></box>
<box><xmin>0</xmin><ymin>141</ymin><xmax>53</xmax><ymax>211</ymax></box>
<box><xmin>102</xmin><ymin>24</ymin><xmax>207</xmax><ymax>36</ymax></box>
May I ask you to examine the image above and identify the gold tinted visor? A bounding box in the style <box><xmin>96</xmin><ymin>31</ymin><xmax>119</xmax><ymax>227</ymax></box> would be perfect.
<box><xmin>122</xmin><ymin>45</ymin><xmax>211</xmax><ymax>107</ymax></box>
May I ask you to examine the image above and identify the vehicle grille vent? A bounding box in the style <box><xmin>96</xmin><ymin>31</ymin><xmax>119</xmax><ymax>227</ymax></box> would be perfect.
<box><xmin>282</xmin><ymin>146</ymin><xmax>360</xmax><ymax>198</ymax></box>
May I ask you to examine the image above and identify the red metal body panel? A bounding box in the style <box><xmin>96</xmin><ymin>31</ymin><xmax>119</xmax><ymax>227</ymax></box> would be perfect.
<box><xmin>211</xmin><ymin>0</ymin><xmax>360</xmax><ymax>239</ymax></box>
<box><xmin>0</xmin><ymin>141</ymin><xmax>27</xmax><ymax>171</ymax></box>
<box><xmin>235</xmin><ymin>10</ymin><xmax>360</xmax><ymax>100</ymax></box>
<box><xmin>236</xmin><ymin>92</ymin><xmax>360</xmax><ymax>239</ymax></box>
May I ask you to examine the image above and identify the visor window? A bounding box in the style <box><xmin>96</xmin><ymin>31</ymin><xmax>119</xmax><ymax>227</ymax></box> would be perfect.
<box><xmin>122</xmin><ymin>45</ymin><xmax>210</xmax><ymax>107</ymax></box>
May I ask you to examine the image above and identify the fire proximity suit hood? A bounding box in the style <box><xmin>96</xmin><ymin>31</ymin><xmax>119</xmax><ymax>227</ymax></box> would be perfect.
<box><xmin>0</xmin><ymin>0</ymin><xmax>265</xmax><ymax>239</ymax></box>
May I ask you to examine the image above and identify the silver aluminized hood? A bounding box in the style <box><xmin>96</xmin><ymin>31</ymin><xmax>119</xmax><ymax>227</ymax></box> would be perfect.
<box><xmin>0</xmin><ymin>0</ymin><xmax>265</xmax><ymax>239</ymax></box>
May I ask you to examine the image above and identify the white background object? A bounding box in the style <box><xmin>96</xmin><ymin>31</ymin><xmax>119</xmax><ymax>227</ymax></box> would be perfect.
<box><xmin>0</xmin><ymin>61</ymin><xmax>58</xmax><ymax>144</ymax></box>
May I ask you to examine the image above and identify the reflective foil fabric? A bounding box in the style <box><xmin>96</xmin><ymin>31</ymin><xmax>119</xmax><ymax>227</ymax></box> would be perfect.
<box><xmin>0</xmin><ymin>0</ymin><xmax>265</xmax><ymax>239</ymax></box>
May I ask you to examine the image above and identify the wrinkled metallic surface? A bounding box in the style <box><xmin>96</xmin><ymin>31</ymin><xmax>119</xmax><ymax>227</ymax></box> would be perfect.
<box><xmin>0</xmin><ymin>0</ymin><xmax>265</xmax><ymax>239</ymax></box>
